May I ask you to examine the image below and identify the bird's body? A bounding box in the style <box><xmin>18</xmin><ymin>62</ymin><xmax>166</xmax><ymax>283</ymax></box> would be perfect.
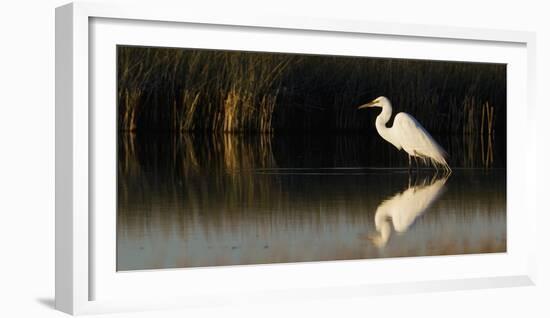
<box><xmin>358</xmin><ymin>96</ymin><xmax>451</xmax><ymax>172</ymax></box>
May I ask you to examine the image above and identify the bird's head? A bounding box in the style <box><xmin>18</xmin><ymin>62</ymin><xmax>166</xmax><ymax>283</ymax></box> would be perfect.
<box><xmin>357</xmin><ymin>96</ymin><xmax>389</xmax><ymax>109</ymax></box>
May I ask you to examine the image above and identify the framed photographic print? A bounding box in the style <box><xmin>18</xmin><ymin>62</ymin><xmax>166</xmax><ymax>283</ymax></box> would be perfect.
<box><xmin>56</xmin><ymin>1</ymin><xmax>537</xmax><ymax>315</ymax></box>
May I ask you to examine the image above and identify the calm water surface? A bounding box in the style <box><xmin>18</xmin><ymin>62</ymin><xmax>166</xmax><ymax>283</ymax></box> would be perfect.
<box><xmin>117</xmin><ymin>133</ymin><xmax>506</xmax><ymax>270</ymax></box>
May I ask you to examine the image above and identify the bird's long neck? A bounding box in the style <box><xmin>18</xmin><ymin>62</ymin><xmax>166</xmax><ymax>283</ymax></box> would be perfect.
<box><xmin>375</xmin><ymin>103</ymin><xmax>394</xmax><ymax>144</ymax></box>
<box><xmin>373</xmin><ymin>206</ymin><xmax>392</xmax><ymax>247</ymax></box>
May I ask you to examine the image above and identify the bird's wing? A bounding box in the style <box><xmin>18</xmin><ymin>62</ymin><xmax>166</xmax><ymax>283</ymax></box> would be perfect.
<box><xmin>393</xmin><ymin>112</ymin><xmax>448</xmax><ymax>165</ymax></box>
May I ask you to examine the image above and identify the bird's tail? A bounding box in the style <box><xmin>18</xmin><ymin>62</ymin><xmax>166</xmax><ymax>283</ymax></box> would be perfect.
<box><xmin>430</xmin><ymin>155</ymin><xmax>451</xmax><ymax>173</ymax></box>
<box><xmin>430</xmin><ymin>146</ymin><xmax>452</xmax><ymax>173</ymax></box>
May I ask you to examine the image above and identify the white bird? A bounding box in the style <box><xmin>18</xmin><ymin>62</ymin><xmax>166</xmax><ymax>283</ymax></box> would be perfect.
<box><xmin>358</xmin><ymin>96</ymin><xmax>451</xmax><ymax>172</ymax></box>
<box><xmin>369</xmin><ymin>176</ymin><xmax>448</xmax><ymax>248</ymax></box>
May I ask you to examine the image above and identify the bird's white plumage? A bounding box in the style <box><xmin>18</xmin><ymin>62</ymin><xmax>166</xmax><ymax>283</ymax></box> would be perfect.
<box><xmin>358</xmin><ymin>96</ymin><xmax>450</xmax><ymax>171</ymax></box>
<box><xmin>393</xmin><ymin>112</ymin><xmax>448</xmax><ymax>167</ymax></box>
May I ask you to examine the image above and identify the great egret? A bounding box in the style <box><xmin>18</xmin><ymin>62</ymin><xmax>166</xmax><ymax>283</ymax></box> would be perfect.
<box><xmin>358</xmin><ymin>96</ymin><xmax>451</xmax><ymax>172</ymax></box>
<box><xmin>369</xmin><ymin>176</ymin><xmax>448</xmax><ymax>248</ymax></box>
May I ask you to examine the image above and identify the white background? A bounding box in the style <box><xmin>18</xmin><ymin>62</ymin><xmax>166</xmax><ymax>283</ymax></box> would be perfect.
<box><xmin>0</xmin><ymin>0</ymin><xmax>548</xmax><ymax>317</ymax></box>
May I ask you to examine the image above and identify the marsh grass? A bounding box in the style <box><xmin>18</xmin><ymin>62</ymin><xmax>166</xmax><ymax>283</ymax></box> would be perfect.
<box><xmin>118</xmin><ymin>47</ymin><xmax>293</xmax><ymax>132</ymax></box>
<box><xmin>117</xmin><ymin>46</ymin><xmax>506</xmax><ymax>137</ymax></box>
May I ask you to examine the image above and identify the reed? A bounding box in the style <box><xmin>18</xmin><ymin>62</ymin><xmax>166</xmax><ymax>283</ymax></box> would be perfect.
<box><xmin>117</xmin><ymin>46</ymin><xmax>506</xmax><ymax>135</ymax></box>
<box><xmin>118</xmin><ymin>47</ymin><xmax>293</xmax><ymax>132</ymax></box>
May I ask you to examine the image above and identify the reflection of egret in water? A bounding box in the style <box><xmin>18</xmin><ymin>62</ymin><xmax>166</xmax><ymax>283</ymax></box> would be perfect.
<box><xmin>369</xmin><ymin>176</ymin><xmax>448</xmax><ymax>248</ymax></box>
<box><xmin>118</xmin><ymin>133</ymin><xmax>506</xmax><ymax>270</ymax></box>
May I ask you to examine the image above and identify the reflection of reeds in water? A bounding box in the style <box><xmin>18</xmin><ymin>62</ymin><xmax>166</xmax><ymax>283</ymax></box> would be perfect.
<box><xmin>117</xmin><ymin>132</ymin><xmax>504</xmax><ymax>217</ymax></box>
<box><xmin>117</xmin><ymin>133</ymin><xmax>506</xmax><ymax>227</ymax></box>
<box><xmin>117</xmin><ymin>133</ymin><xmax>280</xmax><ymax>237</ymax></box>
<box><xmin>117</xmin><ymin>133</ymin><xmax>506</xmax><ymax>269</ymax></box>
<box><xmin>480</xmin><ymin>102</ymin><xmax>495</xmax><ymax>168</ymax></box>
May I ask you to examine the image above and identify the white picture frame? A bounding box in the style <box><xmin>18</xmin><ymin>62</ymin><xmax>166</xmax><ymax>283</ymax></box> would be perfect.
<box><xmin>55</xmin><ymin>1</ymin><xmax>537</xmax><ymax>315</ymax></box>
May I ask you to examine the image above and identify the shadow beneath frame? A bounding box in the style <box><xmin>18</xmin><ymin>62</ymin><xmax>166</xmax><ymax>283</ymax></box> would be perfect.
<box><xmin>36</xmin><ymin>297</ymin><xmax>55</xmax><ymax>310</ymax></box>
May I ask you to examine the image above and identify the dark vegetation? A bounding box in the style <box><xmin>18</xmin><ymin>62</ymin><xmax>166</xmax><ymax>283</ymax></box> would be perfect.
<box><xmin>117</xmin><ymin>46</ymin><xmax>506</xmax><ymax>135</ymax></box>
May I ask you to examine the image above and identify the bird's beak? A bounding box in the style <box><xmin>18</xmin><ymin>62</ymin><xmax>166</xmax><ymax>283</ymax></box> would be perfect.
<box><xmin>358</xmin><ymin>100</ymin><xmax>376</xmax><ymax>109</ymax></box>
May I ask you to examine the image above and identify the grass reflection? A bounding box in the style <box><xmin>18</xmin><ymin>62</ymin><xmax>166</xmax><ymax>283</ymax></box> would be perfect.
<box><xmin>117</xmin><ymin>133</ymin><xmax>506</xmax><ymax>270</ymax></box>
